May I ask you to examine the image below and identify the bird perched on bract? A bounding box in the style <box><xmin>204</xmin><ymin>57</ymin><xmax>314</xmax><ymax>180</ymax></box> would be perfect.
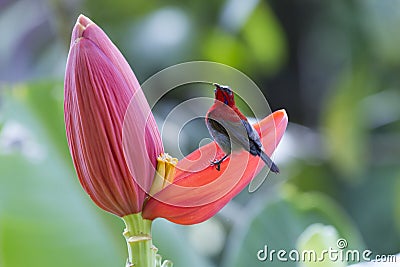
<box><xmin>205</xmin><ymin>83</ymin><xmax>280</xmax><ymax>173</ymax></box>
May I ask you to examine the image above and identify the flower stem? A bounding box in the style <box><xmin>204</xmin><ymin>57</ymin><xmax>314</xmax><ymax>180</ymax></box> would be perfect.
<box><xmin>122</xmin><ymin>213</ymin><xmax>156</xmax><ymax>267</ymax></box>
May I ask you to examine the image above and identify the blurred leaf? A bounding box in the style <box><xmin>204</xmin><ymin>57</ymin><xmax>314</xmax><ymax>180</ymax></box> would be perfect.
<box><xmin>0</xmin><ymin>153</ymin><xmax>124</xmax><ymax>267</ymax></box>
<box><xmin>221</xmin><ymin>185</ymin><xmax>364</xmax><ymax>267</ymax></box>
<box><xmin>153</xmin><ymin>220</ymin><xmax>213</xmax><ymax>267</ymax></box>
<box><xmin>202</xmin><ymin>1</ymin><xmax>287</xmax><ymax>75</ymax></box>
<box><xmin>360</xmin><ymin>0</ymin><xmax>400</xmax><ymax>65</ymax></box>
<box><xmin>202</xmin><ymin>28</ymin><xmax>248</xmax><ymax>69</ymax></box>
<box><xmin>323</xmin><ymin>69</ymin><xmax>375</xmax><ymax>180</ymax></box>
<box><xmin>83</xmin><ymin>0</ymin><xmax>159</xmax><ymax>26</ymax></box>
<box><xmin>395</xmin><ymin>176</ymin><xmax>400</xmax><ymax>236</ymax></box>
<box><xmin>289</xmin><ymin>163</ymin><xmax>338</xmax><ymax>198</ymax></box>
<box><xmin>0</xmin><ymin>83</ymin><xmax>126</xmax><ymax>267</ymax></box>
<box><xmin>241</xmin><ymin>2</ymin><xmax>287</xmax><ymax>74</ymax></box>
<box><xmin>2</xmin><ymin>82</ymin><xmax>126</xmax><ymax>253</ymax></box>
<box><xmin>7</xmin><ymin>82</ymin><xmax>69</xmax><ymax>160</ymax></box>
<box><xmin>338</xmin><ymin>166</ymin><xmax>400</xmax><ymax>255</ymax></box>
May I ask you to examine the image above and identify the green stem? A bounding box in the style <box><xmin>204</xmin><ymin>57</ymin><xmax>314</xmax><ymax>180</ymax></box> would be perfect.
<box><xmin>122</xmin><ymin>213</ymin><xmax>156</xmax><ymax>267</ymax></box>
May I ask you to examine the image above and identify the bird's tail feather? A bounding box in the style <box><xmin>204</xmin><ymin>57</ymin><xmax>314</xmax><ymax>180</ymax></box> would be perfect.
<box><xmin>260</xmin><ymin>151</ymin><xmax>280</xmax><ymax>173</ymax></box>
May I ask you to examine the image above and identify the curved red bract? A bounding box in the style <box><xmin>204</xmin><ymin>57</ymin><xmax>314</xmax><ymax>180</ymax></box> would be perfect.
<box><xmin>142</xmin><ymin>110</ymin><xmax>288</xmax><ymax>224</ymax></box>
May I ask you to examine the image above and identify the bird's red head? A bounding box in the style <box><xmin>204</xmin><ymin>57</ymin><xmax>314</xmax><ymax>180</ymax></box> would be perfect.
<box><xmin>214</xmin><ymin>83</ymin><xmax>235</xmax><ymax>107</ymax></box>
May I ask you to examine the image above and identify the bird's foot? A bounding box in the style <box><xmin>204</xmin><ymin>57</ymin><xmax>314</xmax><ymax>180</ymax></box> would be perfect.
<box><xmin>210</xmin><ymin>154</ymin><xmax>229</xmax><ymax>171</ymax></box>
<box><xmin>210</xmin><ymin>160</ymin><xmax>222</xmax><ymax>171</ymax></box>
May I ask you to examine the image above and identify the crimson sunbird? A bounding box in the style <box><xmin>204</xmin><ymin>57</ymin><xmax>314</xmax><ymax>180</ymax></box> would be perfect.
<box><xmin>205</xmin><ymin>83</ymin><xmax>280</xmax><ymax>173</ymax></box>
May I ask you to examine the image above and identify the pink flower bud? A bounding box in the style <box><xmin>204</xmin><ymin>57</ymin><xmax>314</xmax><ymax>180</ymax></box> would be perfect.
<box><xmin>64</xmin><ymin>15</ymin><xmax>163</xmax><ymax>217</ymax></box>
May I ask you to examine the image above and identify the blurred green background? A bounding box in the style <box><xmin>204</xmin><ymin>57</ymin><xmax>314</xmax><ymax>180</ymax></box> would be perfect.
<box><xmin>1</xmin><ymin>0</ymin><xmax>399</xmax><ymax>266</ymax></box>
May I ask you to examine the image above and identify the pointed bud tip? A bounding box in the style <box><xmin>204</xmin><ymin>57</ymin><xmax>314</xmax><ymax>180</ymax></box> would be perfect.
<box><xmin>71</xmin><ymin>14</ymin><xmax>93</xmax><ymax>43</ymax></box>
<box><xmin>77</xmin><ymin>14</ymin><xmax>93</xmax><ymax>28</ymax></box>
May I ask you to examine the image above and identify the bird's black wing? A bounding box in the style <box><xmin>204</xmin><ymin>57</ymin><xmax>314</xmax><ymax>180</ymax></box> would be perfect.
<box><xmin>243</xmin><ymin>119</ymin><xmax>279</xmax><ymax>173</ymax></box>
<box><xmin>241</xmin><ymin>119</ymin><xmax>263</xmax><ymax>156</ymax></box>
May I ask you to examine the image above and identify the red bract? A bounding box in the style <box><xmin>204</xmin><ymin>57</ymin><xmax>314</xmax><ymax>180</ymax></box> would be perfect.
<box><xmin>64</xmin><ymin>15</ymin><xmax>163</xmax><ymax>217</ymax></box>
<box><xmin>142</xmin><ymin>110</ymin><xmax>288</xmax><ymax>224</ymax></box>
